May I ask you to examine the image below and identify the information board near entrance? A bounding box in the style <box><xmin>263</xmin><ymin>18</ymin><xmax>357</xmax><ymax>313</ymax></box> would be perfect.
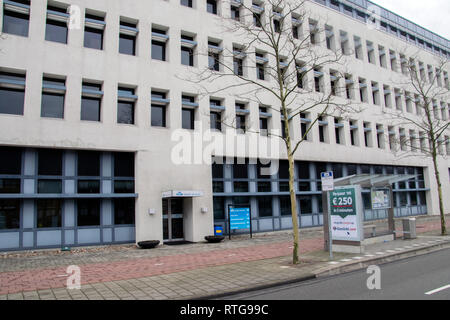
<box><xmin>328</xmin><ymin>185</ymin><xmax>364</xmax><ymax>242</ymax></box>
<box><xmin>228</xmin><ymin>205</ymin><xmax>252</xmax><ymax>239</ymax></box>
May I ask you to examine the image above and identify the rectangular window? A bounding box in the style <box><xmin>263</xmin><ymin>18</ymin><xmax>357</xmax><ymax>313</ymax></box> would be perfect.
<box><xmin>0</xmin><ymin>151</ymin><xmax>21</xmax><ymax>184</ymax></box>
<box><xmin>256</xmin><ymin>52</ymin><xmax>266</xmax><ymax>80</ymax></box>
<box><xmin>279</xmin><ymin>196</ymin><xmax>291</xmax><ymax>216</ymax></box>
<box><xmin>0</xmin><ymin>199</ymin><xmax>20</xmax><ymax>229</ymax></box>
<box><xmin>119</xmin><ymin>20</ymin><xmax>138</xmax><ymax>55</ymax></box>
<box><xmin>2</xmin><ymin>0</ymin><xmax>30</xmax><ymax>37</ymax></box>
<box><xmin>114</xmin><ymin>152</ymin><xmax>135</xmax><ymax>178</ymax></box>
<box><xmin>114</xmin><ymin>198</ymin><xmax>135</xmax><ymax>225</ymax></box>
<box><xmin>181</xmin><ymin>0</ymin><xmax>193</xmax><ymax>7</ymax></box>
<box><xmin>181</xmin><ymin>46</ymin><xmax>194</xmax><ymax>66</ymax></box>
<box><xmin>37</xmin><ymin>199</ymin><xmax>62</xmax><ymax>228</ymax></box>
<box><xmin>234</xmin><ymin>57</ymin><xmax>243</xmax><ymax>76</ymax></box>
<box><xmin>258</xmin><ymin>197</ymin><xmax>273</xmax><ymax>217</ymax></box>
<box><xmin>152</xmin><ymin>28</ymin><xmax>168</xmax><ymax>61</ymax></box>
<box><xmin>77</xmin><ymin>199</ymin><xmax>100</xmax><ymax>226</ymax></box>
<box><xmin>151</xmin><ymin>91</ymin><xmax>168</xmax><ymax>127</ymax></box>
<box><xmin>182</xmin><ymin>108</ymin><xmax>195</xmax><ymax>130</ymax></box>
<box><xmin>41</xmin><ymin>77</ymin><xmax>66</xmax><ymax>119</ymax></box>
<box><xmin>213</xmin><ymin>197</ymin><xmax>224</xmax><ymax>220</ymax></box>
<box><xmin>78</xmin><ymin>151</ymin><xmax>100</xmax><ymax>177</ymax></box>
<box><xmin>81</xmin><ymin>82</ymin><xmax>102</xmax><ymax>121</ymax></box>
<box><xmin>38</xmin><ymin>149</ymin><xmax>63</xmax><ymax>176</ymax></box>
<box><xmin>0</xmin><ymin>71</ymin><xmax>26</xmax><ymax>115</ymax></box>
<box><xmin>117</xmin><ymin>87</ymin><xmax>136</xmax><ymax>124</ymax></box>
<box><xmin>207</xmin><ymin>0</ymin><xmax>217</xmax><ymax>14</ymax></box>
<box><xmin>45</xmin><ymin>5</ymin><xmax>69</xmax><ymax>44</ymax></box>
<box><xmin>208</xmin><ymin>41</ymin><xmax>221</xmax><ymax>71</ymax></box>
<box><xmin>231</xmin><ymin>5</ymin><xmax>240</xmax><ymax>21</ymax></box>
<box><xmin>84</xmin><ymin>13</ymin><xmax>105</xmax><ymax>50</ymax></box>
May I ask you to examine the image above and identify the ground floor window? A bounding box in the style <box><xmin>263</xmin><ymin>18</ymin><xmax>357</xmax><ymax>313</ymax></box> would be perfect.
<box><xmin>77</xmin><ymin>199</ymin><xmax>100</xmax><ymax>226</ymax></box>
<box><xmin>37</xmin><ymin>199</ymin><xmax>62</xmax><ymax>228</ymax></box>
<box><xmin>114</xmin><ymin>198</ymin><xmax>135</xmax><ymax>225</ymax></box>
<box><xmin>0</xmin><ymin>199</ymin><xmax>20</xmax><ymax>230</ymax></box>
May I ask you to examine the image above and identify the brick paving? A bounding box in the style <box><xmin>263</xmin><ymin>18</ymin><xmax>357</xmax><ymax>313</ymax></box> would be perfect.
<box><xmin>0</xmin><ymin>215</ymin><xmax>449</xmax><ymax>299</ymax></box>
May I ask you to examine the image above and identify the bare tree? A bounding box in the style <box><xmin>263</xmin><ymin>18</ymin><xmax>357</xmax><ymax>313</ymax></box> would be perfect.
<box><xmin>381</xmin><ymin>54</ymin><xmax>449</xmax><ymax>236</ymax></box>
<box><xmin>184</xmin><ymin>0</ymin><xmax>358</xmax><ymax>264</ymax></box>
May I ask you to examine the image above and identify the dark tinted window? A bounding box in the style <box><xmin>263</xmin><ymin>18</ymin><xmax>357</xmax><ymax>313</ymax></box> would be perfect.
<box><xmin>84</xmin><ymin>27</ymin><xmax>103</xmax><ymax>50</ymax></box>
<box><xmin>233</xmin><ymin>162</ymin><xmax>248</xmax><ymax>179</ymax></box>
<box><xmin>210</xmin><ymin>111</ymin><xmax>221</xmax><ymax>131</ymax></box>
<box><xmin>151</xmin><ymin>105</ymin><xmax>166</xmax><ymax>127</ymax></box>
<box><xmin>45</xmin><ymin>19</ymin><xmax>68</xmax><ymax>44</ymax></box>
<box><xmin>114</xmin><ymin>180</ymin><xmax>134</xmax><ymax>193</ymax></box>
<box><xmin>0</xmin><ymin>147</ymin><xmax>22</xmax><ymax>174</ymax></box>
<box><xmin>0</xmin><ymin>179</ymin><xmax>21</xmax><ymax>193</ymax></box>
<box><xmin>114</xmin><ymin>153</ymin><xmax>134</xmax><ymax>177</ymax></box>
<box><xmin>207</xmin><ymin>0</ymin><xmax>217</xmax><ymax>14</ymax></box>
<box><xmin>119</xmin><ymin>34</ymin><xmax>135</xmax><ymax>55</ymax></box>
<box><xmin>258</xmin><ymin>196</ymin><xmax>272</xmax><ymax>217</ymax></box>
<box><xmin>181</xmin><ymin>47</ymin><xmax>194</xmax><ymax>66</ymax></box>
<box><xmin>152</xmin><ymin>41</ymin><xmax>166</xmax><ymax>61</ymax></box>
<box><xmin>38</xmin><ymin>180</ymin><xmax>62</xmax><ymax>193</ymax></box>
<box><xmin>299</xmin><ymin>196</ymin><xmax>312</xmax><ymax>214</ymax></box>
<box><xmin>280</xmin><ymin>196</ymin><xmax>291</xmax><ymax>216</ymax></box>
<box><xmin>182</xmin><ymin>108</ymin><xmax>194</xmax><ymax>129</ymax></box>
<box><xmin>78</xmin><ymin>151</ymin><xmax>100</xmax><ymax>176</ymax></box>
<box><xmin>3</xmin><ymin>10</ymin><xmax>29</xmax><ymax>37</ymax></box>
<box><xmin>213</xmin><ymin>197</ymin><xmax>224</xmax><ymax>219</ymax></box>
<box><xmin>41</xmin><ymin>93</ymin><xmax>65</xmax><ymax>118</ymax></box>
<box><xmin>114</xmin><ymin>198</ymin><xmax>135</xmax><ymax>224</ymax></box>
<box><xmin>77</xmin><ymin>199</ymin><xmax>100</xmax><ymax>226</ymax></box>
<box><xmin>0</xmin><ymin>88</ymin><xmax>25</xmax><ymax>115</ymax></box>
<box><xmin>180</xmin><ymin>0</ymin><xmax>192</xmax><ymax>7</ymax></box>
<box><xmin>212</xmin><ymin>163</ymin><xmax>223</xmax><ymax>178</ymax></box>
<box><xmin>38</xmin><ymin>149</ymin><xmax>63</xmax><ymax>175</ymax></box>
<box><xmin>0</xmin><ymin>199</ymin><xmax>20</xmax><ymax>229</ymax></box>
<box><xmin>77</xmin><ymin>180</ymin><xmax>100</xmax><ymax>193</ymax></box>
<box><xmin>117</xmin><ymin>102</ymin><xmax>134</xmax><ymax>124</ymax></box>
<box><xmin>81</xmin><ymin>97</ymin><xmax>101</xmax><ymax>121</ymax></box>
<box><xmin>37</xmin><ymin>199</ymin><xmax>61</xmax><ymax>228</ymax></box>
<box><xmin>279</xmin><ymin>160</ymin><xmax>290</xmax><ymax>179</ymax></box>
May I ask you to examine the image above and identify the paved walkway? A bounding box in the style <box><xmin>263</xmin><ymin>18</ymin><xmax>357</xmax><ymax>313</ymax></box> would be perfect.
<box><xmin>0</xmin><ymin>215</ymin><xmax>449</xmax><ymax>300</ymax></box>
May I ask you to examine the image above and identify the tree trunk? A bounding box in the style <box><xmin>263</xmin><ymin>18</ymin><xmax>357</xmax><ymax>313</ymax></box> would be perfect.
<box><xmin>431</xmin><ymin>153</ymin><xmax>447</xmax><ymax>235</ymax></box>
<box><xmin>288</xmin><ymin>149</ymin><xmax>300</xmax><ymax>264</ymax></box>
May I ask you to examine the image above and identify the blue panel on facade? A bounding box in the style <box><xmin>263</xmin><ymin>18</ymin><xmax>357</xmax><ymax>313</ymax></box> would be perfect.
<box><xmin>103</xmin><ymin>228</ymin><xmax>112</xmax><ymax>243</ymax></box>
<box><xmin>22</xmin><ymin>199</ymin><xmax>34</xmax><ymax>229</ymax></box>
<box><xmin>102</xmin><ymin>199</ymin><xmax>112</xmax><ymax>225</ymax></box>
<box><xmin>301</xmin><ymin>215</ymin><xmax>313</xmax><ymax>227</ymax></box>
<box><xmin>114</xmin><ymin>227</ymin><xmax>135</xmax><ymax>242</ymax></box>
<box><xmin>65</xmin><ymin>230</ymin><xmax>75</xmax><ymax>245</ymax></box>
<box><xmin>37</xmin><ymin>230</ymin><xmax>62</xmax><ymax>246</ymax></box>
<box><xmin>102</xmin><ymin>180</ymin><xmax>112</xmax><ymax>194</ymax></box>
<box><xmin>280</xmin><ymin>217</ymin><xmax>292</xmax><ymax>229</ymax></box>
<box><xmin>259</xmin><ymin>219</ymin><xmax>273</xmax><ymax>231</ymax></box>
<box><xmin>0</xmin><ymin>232</ymin><xmax>20</xmax><ymax>249</ymax></box>
<box><xmin>23</xmin><ymin>231</ymin><xmax>34</xmax><ymax>248</ymax></box>
<box><xmin>23</xmin><ymin>179</ymin><xmax>34</xmax><ymax>194</ymax></box>
<box><xmin>24</xmin><ymin>149</ymin><xmax>35</xmax><ymax>175</ymax></box>
<box><xmin>64</xmin><ymin>200</ymin><xmax>75</xmax><ymax>227</ymax></box>
<box><xmin>77</xmin><ymin>228</ymin><xmax>100</xmax><ymax>244</ymax></box>
<box><xmin>64</xmin><ymin>180</ymin><xmax>75</xmax><ymax>194</ymax></box>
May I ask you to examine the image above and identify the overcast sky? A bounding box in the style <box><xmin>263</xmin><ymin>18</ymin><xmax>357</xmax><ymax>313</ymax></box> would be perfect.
<box><xmin>370</xmin><ymin>0</ymin><xmax>450</xmax><ymax>40</ymax></box>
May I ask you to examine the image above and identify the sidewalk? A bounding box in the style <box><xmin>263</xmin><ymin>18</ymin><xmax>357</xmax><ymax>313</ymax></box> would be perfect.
<box><xmin>0</xmin><ymin>215</ymin><xmax>449</xmax><ymax>300</ymax></box>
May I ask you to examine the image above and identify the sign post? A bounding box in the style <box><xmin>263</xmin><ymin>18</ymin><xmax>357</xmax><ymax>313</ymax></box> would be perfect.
<box><xmin>321</xmin><ymin>171</ymin><xmax>334</xmax><ymax>260</ymax></box>
<box><xmin>328</xmin><ymin>185</ymin><xmax>364</xmax><ymax>243</ymax></box>
<box><xmin>228</xmin><ymin>204</ymin><xmax>252</xmax><ymax>240</ymax></box>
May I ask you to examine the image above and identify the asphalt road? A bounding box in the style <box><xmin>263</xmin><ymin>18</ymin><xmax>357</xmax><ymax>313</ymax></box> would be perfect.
<box><xmin>221</xmin><ymin>248</ymin><xmax>450</xmax><ymax>300</ymax></box>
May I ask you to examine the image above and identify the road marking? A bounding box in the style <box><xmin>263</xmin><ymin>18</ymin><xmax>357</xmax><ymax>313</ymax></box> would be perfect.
<box><xmin>352</xmin><ymin>257</ymin><xmax>363</xmax><ymax>260</ymax></box>
<box><xmin>375</xmin><ymin>252</ymin><xmax>384</xmax><ymax>255</ymax></box>
<box><xmin>412</xmin><ymin>244</ymin><xmax>421</xmax><ymax>247</ymax></box>
<box><xmin>328</xmin><ymin>261</ymin><xmax>339</xmax><ymax>265</ymax></box>
<box><xmin>425</xmin><ymin>284</ymin><xmax>450</xmax><ymax>295</ymax></box>
<box><xmin>404</xmin><ymin>246</ymin><xmax>413</xmax><ymax>249</ymax></box>
<box><xmin>385</xmin><ymin>250</ymin><xmax>396</xmax><ymax>253</ymax></box>
<box><xmin>394</xmin><ymin>248</ymin><xmax>404</xmax><ymax>251</ymax></box>
<box><xmin>340</xmin><ymin>259</ymin><xmax>352</xmax><ymax>262</ymax></box>
<box><xmin>364</xmin><ymin>254</ymin><xmax>375</xmax><ymax>257</ymax></box>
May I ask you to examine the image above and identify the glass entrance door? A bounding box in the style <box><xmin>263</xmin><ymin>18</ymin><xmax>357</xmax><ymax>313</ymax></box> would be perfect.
<box><xmin>162</xmin><ymin>198</ymin><xmax>184</xmax><ymax>242</ymax></box>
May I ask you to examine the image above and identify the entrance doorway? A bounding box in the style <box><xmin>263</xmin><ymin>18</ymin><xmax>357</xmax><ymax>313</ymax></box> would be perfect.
<box><xmin>162</xmin><ymin>198</ymin><xmax>184</xmax><ymax>242</ymax></box>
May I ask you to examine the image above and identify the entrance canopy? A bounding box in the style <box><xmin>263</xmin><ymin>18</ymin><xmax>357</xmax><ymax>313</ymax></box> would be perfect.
<box><xmin>334</xmin><ymin>174</ymin><xmax>417</xmax><ymax>188</ymax></box>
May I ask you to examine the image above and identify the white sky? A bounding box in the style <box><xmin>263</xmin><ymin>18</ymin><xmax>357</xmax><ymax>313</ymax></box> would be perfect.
<box><xmin>370</xmin><ymin>0</ymin><xmax>450</xmax><ymax>40</ymax></box>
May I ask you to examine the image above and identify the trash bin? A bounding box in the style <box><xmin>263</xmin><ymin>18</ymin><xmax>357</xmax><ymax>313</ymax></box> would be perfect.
<box><xmin>402</xmin><ymin>218</ymin><xmax>417</xmax><ymax>239</ymax></box>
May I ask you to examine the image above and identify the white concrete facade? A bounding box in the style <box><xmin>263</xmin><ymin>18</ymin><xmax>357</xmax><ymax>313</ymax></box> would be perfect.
<box><xmin>0</xmin><ymin>0</ymin><xmax>448</xmax><ymax>249</ymax></box>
